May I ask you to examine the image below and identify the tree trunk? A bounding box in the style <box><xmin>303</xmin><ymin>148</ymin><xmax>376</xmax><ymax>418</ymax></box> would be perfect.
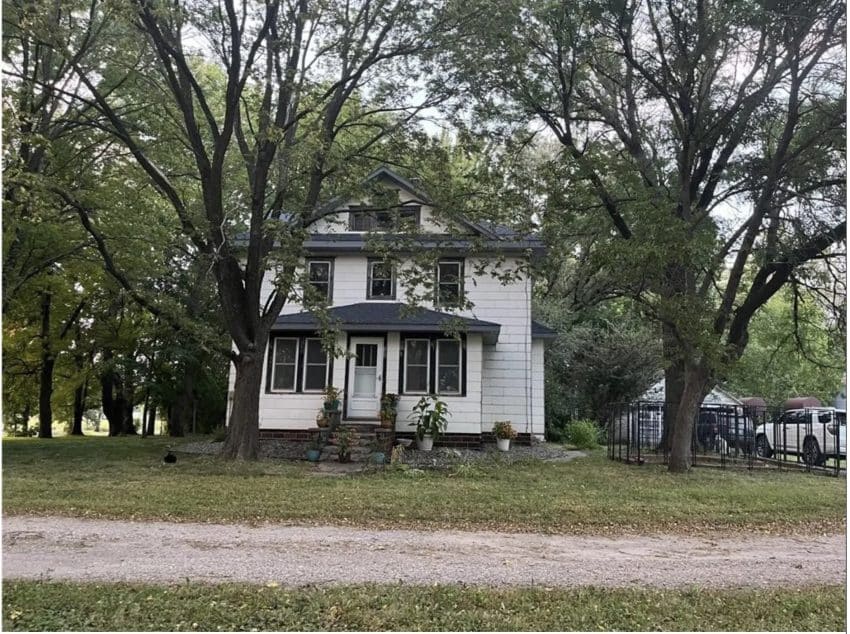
<box><xmin>222</xmin><ymin>355</ymin><xmax>263</xmax><ymax>460</ymax></box>
<box><xmin>38</xmin><ymin>291</ymin><xmax>54</xmax><ymax>439</ymax></box>
<box><xmin>168</xmin><ymin>367</ymin><xmax>195</xmax><ymax>437</ymax></box>
<box><xmin>71</xmin><ymin>378</ymin><xmax>86</xmax><ymax>435</ymax></box>
<box><xmin>660</xmin><ymin>324</ymin><xmax>685</xmax><ymax>454</ymax></box>
<box><xmin>146</xmin><ymin>404</ymin><xmax>156</xmax><ymax>436</ymax></box>
<box><xmin>100</xmin><ymin>366</ymin><xmax>122</xmax><ymax>436</ymax></box>
<box><xmin>667</xmin><ymin>362</ymin><xmax>711</xmax><ymax>473</ymax></box>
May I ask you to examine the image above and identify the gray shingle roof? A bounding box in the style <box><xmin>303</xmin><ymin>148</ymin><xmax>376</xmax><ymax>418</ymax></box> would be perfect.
<box><xmin>273</xmin><ymin>302</ymin><xmax>501</xmax><ymax>343</ymax></box>
<box><xmin>531</xmin><ymin>320</ymin><xmax>557</xmax><ymax>339</ymax></box>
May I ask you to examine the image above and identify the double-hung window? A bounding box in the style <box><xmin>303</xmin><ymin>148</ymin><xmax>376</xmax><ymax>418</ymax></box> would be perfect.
<box><xmin>268</xmin><ymin>336</ymin><xmax>331</xmax><ymax>393</ymax></box>
<box><xmin>271</xmin><ymin>338</ymin><xmax>298</xmax><ymax>392</ymax></box>
<box><xmin>307</xmin><ymin>260</ymin><xmax>333</xmax><ymax>302</ymax></box>
<box><xmin>436</xmin><ymin>339</ymin><xmax>461</xmax><ymax>394</ymax></box>
<box><xmin>404</xmin><ymin>339</ymin><xmax>430</xmax><ymax>394</ymax></box>
<box><xmin>401</xmin><ymin>337</ymin><xmax>464</xmax><ymax>396</ymax></box>
<box><xmin>436</xmin><ymin>259</ymin><xmax>463</xmax><ymax>307</ymax></box>
<box><xmin>367</xmin><ymin>259</ymin><xmax>395</xmax><ymax>300</ymax></box>
<box><xmin>302</xmin><ymin>338</ymin><xmax>329</xmax><ymax>391</ymax></box>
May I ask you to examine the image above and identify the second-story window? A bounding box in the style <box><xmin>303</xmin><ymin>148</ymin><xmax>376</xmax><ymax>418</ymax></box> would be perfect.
<box><xmin>367</xmin><ymin>260</ymin><xmax>395</xmax><ymax>300</ymax></box>
<box><xmin>436</xmin><ymin>259</ymin><xmax>463</xmax><ymax>307</ymax></box>
<box><xmin>307</xmin><ymin>259</ymin><xmax>333</xmax><ymax>302</ymax></box>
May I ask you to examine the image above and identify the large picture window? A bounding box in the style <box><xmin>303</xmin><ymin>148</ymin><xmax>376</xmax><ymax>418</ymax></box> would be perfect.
<box><xmin>271</xmin><ymin>338</ymin><xmax>298</xmax><ymax>392</ymax></box>
<box><xmin>307</xmin><ymin>260</ymin><xmax>333</xmax><ymax>302</ymax></box>
<box><xmin>367</xmin><ymin>260</ymin><xmax>395</xmax><ymax>299</ymax></box>
<box><xmin>404</xmin><ymin>339</ymin><xmax>430</xmax><ymax>394</ymax></box>
<box><xmin>302</xmin><ymin>338</ymin><xmax>329</xmax><ymax>391</ymax></box>
<box><xmin>436</xmin><ymin>340</ymin><xmax>461</xmax><ymax>394</ymax></box>
<box><xmin>436</xmin><ymin>259</ymin><xmax>463</xmax><ymax>307</ymax></box>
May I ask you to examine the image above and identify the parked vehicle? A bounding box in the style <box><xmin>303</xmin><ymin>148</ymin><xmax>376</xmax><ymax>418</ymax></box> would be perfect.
<box><xmin>754</xmin><ymin>408</ymin><xmax>846</xmax><ymax>466</ymax></box>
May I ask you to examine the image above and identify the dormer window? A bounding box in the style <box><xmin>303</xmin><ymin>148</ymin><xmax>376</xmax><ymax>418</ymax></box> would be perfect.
<box><xmin>349</xmin><ymin>205</ymin><xmax>420</xmax><ymax>231</ymax></box>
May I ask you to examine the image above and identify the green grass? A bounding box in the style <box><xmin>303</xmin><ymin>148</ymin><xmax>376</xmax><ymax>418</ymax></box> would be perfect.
<box><xmin>3</xmin><ymin>581</ymin><xmax>845</xmax><ymax>631</ymax></box>
<box><xmin>2</xmin><ymin>436</ymin><xmax>845</xmax><ymax>534</ymax></box>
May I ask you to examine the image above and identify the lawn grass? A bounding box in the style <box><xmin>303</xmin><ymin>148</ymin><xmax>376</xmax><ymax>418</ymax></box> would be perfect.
<box><xmin>3</xmin><ymin>581</ymin><xmax>845</xmax><ymax>631</ymax></box>
<box><xmin>2</xmin><ymin>436</ymin><xmax>845</xmax><ymax>534</ymax></box>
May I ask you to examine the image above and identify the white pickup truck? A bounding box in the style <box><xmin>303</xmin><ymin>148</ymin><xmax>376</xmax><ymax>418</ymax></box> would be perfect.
<box><xmin>754</xmin><ymin>408</ymin><xmax>846</xmax><ymax>466</ymax></box>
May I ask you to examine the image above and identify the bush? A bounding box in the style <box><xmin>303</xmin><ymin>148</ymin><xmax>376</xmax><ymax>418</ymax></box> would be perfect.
<box><xmin>211</xmin><ymin>424</ymin><xmax>227</xmax><ymax>442</ymax></box>
<box><xmin>565</xmin><ymin>419</ymin><xmax>601</xmax><ymax>449</ymax></box>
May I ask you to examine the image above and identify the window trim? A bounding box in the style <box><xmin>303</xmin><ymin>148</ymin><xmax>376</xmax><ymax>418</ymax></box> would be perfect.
<box><xmin>435</xmin><ymin>338</ymin><xmax>462</xmax><ymax>395</ymax></box>
<box><xmin>435</xmin><ymin>258</ymin><xmax>464</xmax><ymax>308</ymax></box>
<box><xmin>306</xmin><ymin>258</ymin><xmax>334</xmax><ymax>303</ymax></box>
<box><xmin>270</xmin><ymin>337</ymin><xmax>299</xmax><ymax>393</ymax></box>
<box><xmin>366</xmin><ymin>258</ymin><xmax>396</xmax><ymax>300</ymax></box>
<box><xmin>302</xmin><ymin>338</ymin><xmax>330</xmax><ymax>393</ymax></box>
<box><xmin>403</xmin><ymin>338</ymin><xmax>431</xmax><ymax>395</ymax></box>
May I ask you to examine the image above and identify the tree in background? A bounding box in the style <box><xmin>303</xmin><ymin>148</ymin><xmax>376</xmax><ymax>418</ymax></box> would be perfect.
<box><xmin>724</xmin><ymin>286</ymin><xmax>845</xmax><ymax>407</ymax></box>
<box><xmin>8</xmin><ymin>0</ymin><xmax>458</xmax><ymax>459</ymax></box>
<box><xmin>448</xmin><ymin>0</ymin><xmax>845</xmax><ymax>471</ymax></box>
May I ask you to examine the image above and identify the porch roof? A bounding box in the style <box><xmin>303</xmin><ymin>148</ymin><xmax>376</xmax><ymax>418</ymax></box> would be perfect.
<box><xmin>273</xmin><ymin>302</ymin><xmax>501</xmax><ymax>344</ymax></box>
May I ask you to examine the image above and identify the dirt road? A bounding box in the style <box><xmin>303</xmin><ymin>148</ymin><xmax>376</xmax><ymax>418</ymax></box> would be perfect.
<box><xmin>3</xmin><ymin>516</ymin><xmax>845</xmax><ymax>588</ymax></box>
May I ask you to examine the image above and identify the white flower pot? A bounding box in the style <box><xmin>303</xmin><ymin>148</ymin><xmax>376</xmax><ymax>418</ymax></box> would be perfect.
<box><xmin>496</xmin><ymin>438</ymin><xmax>511</xmax><ymax>452</ymax></box>
<box><xmin>417</xmin><ymin>435</ymin><xmax>434</xmax><ymax>451</ymax></box>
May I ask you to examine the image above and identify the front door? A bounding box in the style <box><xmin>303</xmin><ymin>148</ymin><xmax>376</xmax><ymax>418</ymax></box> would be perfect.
<box><xmin>346</xmin><ymin>337</ymin><xmax>384</xmax><ymax>419</ymax></box>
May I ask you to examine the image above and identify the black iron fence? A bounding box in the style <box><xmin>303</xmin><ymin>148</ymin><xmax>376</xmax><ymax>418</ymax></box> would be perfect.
<box><xmin>607</xmin><ymin>402</ymin><xmax>845</xmax><ymax>477</ymax></box>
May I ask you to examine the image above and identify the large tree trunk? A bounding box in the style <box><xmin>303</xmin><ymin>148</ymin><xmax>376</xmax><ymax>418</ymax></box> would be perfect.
<box><xmin>168</xmin><ymin>366</ymin><xmax>195</xmax><ymax>437</ymax></box>
<box><xmin>667</xmin><ymin>362</ymin><xmax>711</xmax><ymax>473</ymax></box>
<box><xmin>38</xmin><ymin>291</ymin><xmax>54</xmax><ymax>439</ymax></box>
<box><xmin>146</xmin><ymin>403</ymin><xmax>157</xmax><ymax>436</ymax></box>
<box><xmin>71</xmin><ymin>378</ymin><xmax>86</xmax><ymax>436</ymax></box>
<box><xmin>660</xmin><ymin>324</ymin><xmax>685</xmax><ymax>454</ymax></box>
<box><xmin>100</xmin><ymin>357</ymin><xmax>122</xmax><ymax>436</ymax></box>
<box><xmin>222</xmin><ymin>354</ymin><xmax>263</xmax><ymax>460</ymax></box>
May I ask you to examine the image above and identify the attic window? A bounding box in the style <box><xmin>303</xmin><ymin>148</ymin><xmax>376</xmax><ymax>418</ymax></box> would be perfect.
<box><xmin>349</xmin><ymin>205</ymin><xmax>420</xmax><ymax>231</ymax></box>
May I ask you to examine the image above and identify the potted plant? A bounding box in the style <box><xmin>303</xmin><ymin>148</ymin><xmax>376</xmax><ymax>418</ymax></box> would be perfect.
<box><xmin>380</xmin><ymin>393</ymin><xmax>399</xmax><ymax>429</ymax></box>
<box><xmin>369</xmin><ymin>439</ymin><xmax>387</xmax><ymax>465</ymax></box>
<box><xmin>306</xmin><ymin>435</ymin><xmax>323</xmax><ymax>462</ymax></box>
<box><xmin>323</xmin><ymin>385</ymin><xmax>342</xmax><ymax>412</ymax></box>
<box><xmin>493</xmin><ymin>420</ymin><xmax>517</xmax><ymax>452</ymax></box>
<box><xmin>316</xmin><ymin>410</ymin><xmax>329</xmax><ymax>429</ymax></box>
<box><xmin>334</xmin><ymin>426</ymin><xmax>358</xmax><ymax>463</ymax></box>
<box><xmin>409</xmin><ymin>395</ymin><xmax>449</xmax><ymax>451</ymax></box>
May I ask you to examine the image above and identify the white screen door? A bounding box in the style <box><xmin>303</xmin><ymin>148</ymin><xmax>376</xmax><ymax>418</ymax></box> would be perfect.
<box><xmin>346</xmin><ymin>337</ymin><xmax>383</xmax><ymax>418</ymax></box>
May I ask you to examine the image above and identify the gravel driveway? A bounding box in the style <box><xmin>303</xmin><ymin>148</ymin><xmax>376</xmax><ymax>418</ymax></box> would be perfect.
<box><xmin>3</xmin><ymin>516</ymin><xmax>845</xmax><ymax>588</ymax></box>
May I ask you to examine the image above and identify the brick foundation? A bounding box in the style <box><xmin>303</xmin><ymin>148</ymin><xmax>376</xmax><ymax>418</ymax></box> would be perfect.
<box><xmin>259</xmin><ymin>429</ymin><xmax>537</xmax><ymax>447</ymax></box>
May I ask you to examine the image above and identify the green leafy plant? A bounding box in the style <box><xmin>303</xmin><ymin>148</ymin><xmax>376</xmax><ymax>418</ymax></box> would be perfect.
<box><xmin>211</xmin><ymin>424</ymin><xmax>227</xmax><ymax>442</ymax></box>
<box><xmin>380</xmin><ymin>393</ymin><xmax>399</xmax><ymax>426</ymax></box>
<box><xmin>408</xmin><ymin>395</ymin><xmax>450</xmax><ymax>441</ymax></box>
<box><xmin>323</xmin><ymin>386</ymin><xmax>342</xmax><ymax>411</ymax></box>
<box><xmin>492</xmin><ymin>421</ymin><xmax>517</xmax><ymax>440</ymax></box>
<box><xmin>566</xmin><ymin>420</ymin><xmax>601</xmax><ymax>449</ymax></box>
<box><xmin>333</xmin><ymin>427</ymin><xmax>359</xmax><ymax>461</ymax></box>
<box><xmin>308</xmin><ymin>434</ymin><xmax>324</xmax><ymax>451</ymax></box>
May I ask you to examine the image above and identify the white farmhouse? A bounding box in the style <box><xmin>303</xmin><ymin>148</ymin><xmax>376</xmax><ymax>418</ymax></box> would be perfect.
<box><xmin>229</xmin><ymin>167</ymin><xmax>554</xmax><ymax>445</ymax></box>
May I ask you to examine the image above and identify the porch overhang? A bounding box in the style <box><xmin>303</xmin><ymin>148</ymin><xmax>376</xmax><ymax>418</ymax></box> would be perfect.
<box><xmin>272</xmin><ymin>302</ymin><xmax>501</xmax><ymax>344</ymax></box>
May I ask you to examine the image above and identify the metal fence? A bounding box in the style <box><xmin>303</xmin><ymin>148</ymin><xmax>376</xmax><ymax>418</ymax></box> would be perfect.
<box><xmin>607</xmin><ymin>402</ymin><xmax>845</xmax><ymax>477</ymax></box>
